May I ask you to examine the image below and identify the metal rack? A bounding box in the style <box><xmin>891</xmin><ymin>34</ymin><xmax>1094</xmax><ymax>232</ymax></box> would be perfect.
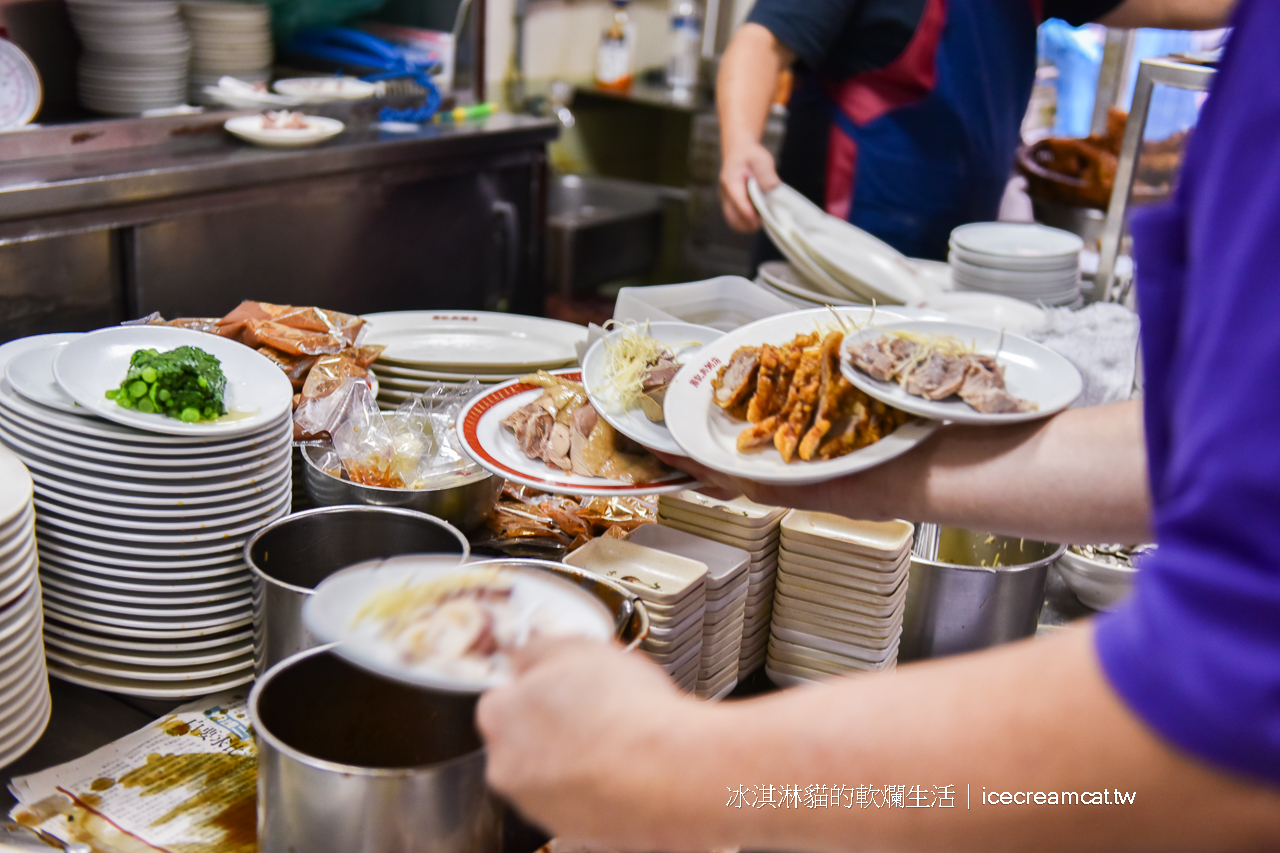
<box><xmin>1095</xmin><ymin>56</ymin><xmax>1216</xmax><ymax>301</ymax></box>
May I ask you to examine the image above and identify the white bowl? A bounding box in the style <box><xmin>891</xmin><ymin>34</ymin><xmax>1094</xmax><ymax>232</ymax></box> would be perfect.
<box><xmin>1056</xmin><ymin>548</ymin><xmax>1140</xmax><ymax>611</ymax></box>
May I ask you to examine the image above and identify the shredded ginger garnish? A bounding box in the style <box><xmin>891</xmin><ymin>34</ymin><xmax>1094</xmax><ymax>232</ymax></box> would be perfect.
<box><xmin>600</xmin><ymin>320</ymin><xmax>695</xmax><ymax>411</ymax></box>
<box><xmin>354</xmin><ymin>568</ymin><xmax>510</xmax><ymax>635</ymax></box>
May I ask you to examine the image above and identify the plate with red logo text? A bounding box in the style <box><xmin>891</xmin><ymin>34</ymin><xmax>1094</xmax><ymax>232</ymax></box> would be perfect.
<box><xmin>456</xmin><ymin>369</ymin><xmax>698</xmax><ymax>496</ymax></box>
<box><xmin>663</xmin><ymin>307</ymin><xmax>938</xmax><ymax>486</ymax></box>
<box><xmin>361</xmin><ymin>311</ymin><xmax>589</xmax><ymax>372</ymax></box>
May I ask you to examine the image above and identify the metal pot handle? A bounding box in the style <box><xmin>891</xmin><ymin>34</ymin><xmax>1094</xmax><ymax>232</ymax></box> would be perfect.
<box><xmin>620</xmin><ymin>598</ymin><xmax>650</xmax><ymax>652</ymax></box>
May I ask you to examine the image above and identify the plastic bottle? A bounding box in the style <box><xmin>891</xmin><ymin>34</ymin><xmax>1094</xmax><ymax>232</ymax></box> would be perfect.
<box><xmin>595</xmin><ymin>0</ymin><xmax>635</xmax><ymax>93</ymax></box>
<box><xmin>666</xmin><ymin>0</ymin><xmax>701</xmax><ymax>92</ymax></box>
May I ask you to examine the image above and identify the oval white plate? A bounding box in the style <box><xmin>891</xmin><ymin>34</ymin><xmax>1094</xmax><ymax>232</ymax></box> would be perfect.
<box><xmin>456</xmin><ymin>369</ymin><xmax>697</xmax><ymax>496</ymax></box>
<box><xmin>795</xmin><ymin>228</ymin><xmax>924</xmax><ymax>306</ymax></box>
<box><xmin>224</xmin><ymin>113</ymin><xmax>344</xmax><ymax>148</ymax></box>
<box><xmin>361</xmin><ymin>311</ymin><xmax>588</xmax><ymax>370</ymax></box>
<box><xmin>44</xmin><ymin>646</ymin><xmax>252</xmax><ymax>681</ymax></box>
<box><xmin>664</xmin><ymin>306</ymin><xmax>935</xmax><ymax>486</ymax></box>
<box><xmin>915</xmin><ymin>292</ymin><xmax>1046</xmax><ymax>336</ymax></box>
<box><xmin>581</xmin><ymin>321</ymin><xmax>723</xmax><ymax>456</ymax></box>
<box><xmin>758</xmin><ymin>261</ymin><xmax>863</xmax><ymax>307</ymax></box>
<box><xmin>34</xmin><ymin>480</ymin><xmax>289</xmax><ymax>530</ymax></box>
<box><xmin>43</xmin><ymin>633</ymin><xmax>250</xmax><ymax>667</ymax></box>
<box><xmin>28</xmin><ymin>462</ymin><xmax>290</xmax><ymax>507</ymax></box>
<box><xmin>304</xmin><ymin>555</ymin><xmax>615</xmax><ymax>693</ymax></box>
<box><xmin>272</xmin><ymin>76</ymin><xmax>377</xmax><ymax>102</ymax></box>
<box><xmin>840</xmin><ymin>321</ymin><xmax>1083</xmax><ymax>424</ymax></box>
<box><xmin>4</xmin><ymin>342</ymin><xmax>81</xmax><ymax>414</ymax></box>
<box><xmin>46</xmin><ymin>661</ymin><xmax>252</xmax><ymax>699</ymax></box>
<box><xmin>54</xmin><ymin>326</ymin><xmax>293</xmax><ymax>437</ymax></box>
<box><xmin>950</xmin><ymin>222</ymin><xmax>1082</xmax><ymax>262</ymax></box>
<box><xmin>42</xmin><ymin>616</ymin><xmax>251</xmax><ymax>651</ymax></box>
<box><xmin>748</xmin><ymin>179</ymin><xmax>858</xmax><ymax>303</ymax></box>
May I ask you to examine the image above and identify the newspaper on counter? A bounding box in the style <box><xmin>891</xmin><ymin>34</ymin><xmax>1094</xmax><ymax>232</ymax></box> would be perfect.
<box><xmin>8</xmin><ymin>691</ymin><xmax>255</xmax><ymax>853</ymax></box>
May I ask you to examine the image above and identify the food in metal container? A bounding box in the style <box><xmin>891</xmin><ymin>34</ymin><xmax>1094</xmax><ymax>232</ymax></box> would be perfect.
<box><xmin>713</xmin><ymin>329</ymin><xmax>912</xmax><ymax>462</ymax></box>
<box><xmin>103</xmin><ymin>346</ymin><xmax>226</xmax><ymax>422</ymax></box>
<box><xmin>847</xmin><ymin>330</ymin><xmax>1036</xmax><ymax>414</ymax></box>
<box><xmin>1067</xmin><ymin>543</ymin><xmax>1156</xmax><ymax>568</ymax></box>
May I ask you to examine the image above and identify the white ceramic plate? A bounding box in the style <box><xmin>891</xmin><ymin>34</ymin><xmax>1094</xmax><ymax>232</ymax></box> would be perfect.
<box><xmin>663</xmin><ymin>307</ymin><xmax>937</xmax><ymax>486</ymax></box>
<box><xmin>795</xmin><ymin>229</ymin><xmax>924</xmax><ymax>306</ymax></box>
<box><xmin>40</xmin><ymin>571</ymin><xmax>250</xmax><ymax>604</ymax></box>
<box><xmin>950</xmin><ymin>222</ymin><xmax>1082</xmax><ymax>263</ymax></box>
<box><xmin>16</xmin><ymin>450</ymin><xmax>290</xmax><ymax>495</ymax></box>
<box><xmin>304</xmin><ymin>556</ymin><xmax>616</xmax><ymax>692</ymax></box>
<box><xmin>581</xmin><ymin>321</ymin><xmax>723</xmax><ymax>456</ymax></box>
<box><xmin>840</xmin><ymin>320</ymin><xmax>1083</xmax><ymax>425</ymax></box>
<box><xmin>456</xmin><ymin>369</ymin><xmax>697</xmax><ymax>497</ymax></box>
<box><xmin>0</xmin><ymin>444</ymin><xmax>32</xmax><ymax>528</ymax></box>
<box><xmin>54</xmin><ymin>325</ymin><xmax>294</xmax><ymax>437</ymax></box>
<box><xmin>361</xmin><ymin>311</ymin><xmax>588</xmax><ymax>370</ymax></box>
<box><xmin>758</xmin><ymin>261</ymin><xmax>862</xmax><ymax>307</ymax></box>
<box><xmin>272</xmin><ymin>76</ymin><xmax>377</xmax><ymax>101</ymax></box>
<box><xmin>39</xmin><ymin>559</ymin><xmax>248</xmax><ymax>592</ymax></box>
<box><xmin>44</xmin><ymin>645</ymin><xmax>252</xmax><ymax>680</ymax></box>
<box><xmin>4</xmin><ymin>342</ymin><xmax>82</xmax><ymax>413</ymax></box>
<box><xmin>43</xmin><ymin>633</ymin><xmax>250</xmax><ymax>666</ymax></box>
<box><xmin>41</xmin><ymin>598</ymin><xmax>251</xmax><ymax>635</ymax></box>
<box><xmin>28</xmin><ymin>462</ymin><xmax>290</xmax><ymax>509</ymax></box>
<box><xmin>224</xmin><ymin>113</ymin><xmax>344</xmax><ymax>148</ymax></box>
<box><xmin>46</xmin><ymin>660</ymin><xmax>252</xmax><ymax>698</ymax></box>
<box><xmin>35</xmin><ymin>537</ymin><xmax>253</xmax><ymax>572</ymax></box>
<box><xmin>749</xmin><ymin>181</ymin><xmax>858</xmax><ymax>303</ymax></box>
<box><xmin>41</xmin><ymin>583</ymin><xmax>250</xmax><ymax>617</ymax></box>
<box><xmin>43</xmin><ymin>616</ymin><xmax>252</xmax><ymax>651</ymax></box>
<box><xmin>915</xmin><ymin>292</ymin><xmax>1046</xmax><ymax>336</ymax></box>
<box><xmin>34</xmin><ymin>480</ymin><xmax>289</xmax><ymax>530</ymax></box>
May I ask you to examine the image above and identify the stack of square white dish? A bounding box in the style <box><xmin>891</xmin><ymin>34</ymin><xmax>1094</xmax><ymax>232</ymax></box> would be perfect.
<box><xmin>656</xmin><ymin>491</ymin><xmax>787</xmax><ymax>676</ymax></box>
<box><xmin>630</xmin><ymin>524</ymin><xmax>750</xmax><ymax>700</ymax></box>
<box><xmin>564</xmin><ymin>537</ymin><xmax>707</xmax><ymax>692</ymax></box>
<box><xmin>0</xmin><ymin>446</ymin><xmax>51</xmax><ymax>767</ymax></box>
<box><xmin>767</xmin><ymin>512</ymin><xmax>914</xmax><ymax>686</ymax></box>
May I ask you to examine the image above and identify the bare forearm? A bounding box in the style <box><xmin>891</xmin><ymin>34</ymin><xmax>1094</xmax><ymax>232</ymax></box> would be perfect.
<box><xmin>717</xmin><ymin>24</ymin><xmax>791</xmax><ymax>157</ymax></box>
<box><xmin>652</xmin><ymin>629</ymin><xmax>1280</xmax><ymax>852</ymax></box>
<box><xmin>1099</xmin><ymin>0</ymin><xmax>1235</xmax><ymax>30</ymax></box>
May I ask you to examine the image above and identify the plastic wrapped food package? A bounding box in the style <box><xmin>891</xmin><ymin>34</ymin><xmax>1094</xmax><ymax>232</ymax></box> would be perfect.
<box><xmin>475</xmin><ymin>482</ymin><xmax>658</xmax><ymax>558</ymax></box>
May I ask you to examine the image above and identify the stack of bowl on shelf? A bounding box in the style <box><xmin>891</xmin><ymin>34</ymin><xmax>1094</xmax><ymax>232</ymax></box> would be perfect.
<box><xmin>181</xmin><ymin>0</ymin><xmax>273</xmax><ymax>106</ymax></box>
<box><xmin>66</xmin><ymin>0</ymin><xmax>192</xmax><ymax>115</ymax></box>
<box><xmin>565</xmin><ymin>537</ymin><xmax>708</xmax><ymax>693</ymax></box>
<box><xmin>656</xmin><ymin>491</ymin><xmax>786</xmax><ymax>676</ymax></box>
<box><xmin>630</xmin><ymin>523</ymin><xmax>750</xmax><ymax>700</ymax></box>
<box><xmin>948</xmin><ymin>222</ymin><xmax>1084</xmax><ymax>307</ymax></box>
<box><xmin>0</xmin><ymin>446</ymin><xmax>52</xmax><ymax>767</ymax></box>
<box><xmin>768</xmin><ymin>512</ymin><xmax>914</xmax><ymax>686</ymax></box>
<box><xmin>358</xmin><ymin>312</ymin><xmax>587</xmax><ymax>410</ymax></box>
<box><xmin>0</xmin><ymin>329</ymin><xmax>294</xmax><ymax>699</ymax></box>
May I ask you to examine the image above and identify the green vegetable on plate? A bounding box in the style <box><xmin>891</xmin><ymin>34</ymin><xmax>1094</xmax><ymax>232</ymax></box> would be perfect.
<box><xmin>104</xmin><ymin>346</ymin><xmax>227</xmax><ymax>423</ymax></box>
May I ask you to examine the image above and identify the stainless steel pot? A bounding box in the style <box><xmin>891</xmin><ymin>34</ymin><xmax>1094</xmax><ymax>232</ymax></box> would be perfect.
<box><xmin>899</xmin><ymin>527</ymin><xmax>1066</xmax><ymax>661</ymax></box>
<box><xmin>250</xmin><ymin>646</ymin><xmax>499</xmax><ymax>853</ymax></box>
<box><xmin>301</xmin><ymin>444</ymin><xmax>502</xmax><ymax>533</ymax></box>
<box><xmin>244</xmin><ymin>506</ymin><xmax>469</xmax><ymax>675</ymax></box>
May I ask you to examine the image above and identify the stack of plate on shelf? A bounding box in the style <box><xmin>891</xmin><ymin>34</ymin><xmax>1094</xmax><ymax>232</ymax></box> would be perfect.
<box><xmin>181</xmin><ymin>0</ymin><xmax>273</xmax><ymax>106</ymax></box>
<box><xmin>360</xmin><ymin>312</ymin><xmax>588</xmax><ymax>409</ymax></box>
<box><xmin>630</xmin><ymin>524</ymin><xmax>750</xmax><ymax>700</ymax></box>
<box><xmin>0</xmin><ymin>329</ymin><xmax>294</xmax><ymax>699</ymax></box>
<box><xmin>747</xmin><ymin>178</ymin><xmax>932</xmax><ymax>306</ymax></box>
<box><xmin>0</xmin><ymin>446</ymin><xmax>52</xmax><ymax>768</ymax></box>
<box><xmin>767</xmin><ymin>512</ymin><xmax>914</xmax><ymax>686</ymax></box>
<box><xmin>948</xmin><ymin>223</ymin><xmax>1083</xmax><ymax>307</ymax></box>
<box><xmin>564</xmin><ymin>537</ymin><xmax>708</xmax><ymax>693</ymax></box>
<box><xmin>656</xmin><ymin>491</ymin><xmax>786</xmax><ymax>676</ymax></box>
<box><xmin>66</xmin><ymin>0</ymin><xmax>191</xmax><ymax>115</ymax></box>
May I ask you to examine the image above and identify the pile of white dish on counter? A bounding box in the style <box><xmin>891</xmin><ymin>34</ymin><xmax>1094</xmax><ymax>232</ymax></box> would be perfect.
<box><xmin>182</xmin><ymin>0</ymin><xmax>273</xmax><ymax>105</ymax></box>
<box><xmin>0</xmin><ymin>332</ymin><xmax>294</xmax><ymax>699</ymax></box>
<box><xmin>949</xmin><ymin>222</ymin><xmax>1084</xmax><ymax>307</ymax></box>
<box><xmin>656</xmin><ymin>491</ymin><xmax>787</xmax><ymax>676</ymax></box>
<box><xmin>66</xmin><ymin>0</ymin><xmax>192</xmax><ymax>115</ymax></box>
<box><xmin>0</xmin><ymin>445</ymin><xmax>51</xmax><ymax>767</ymax></box>
<box><xmin>359</xmin><ymin>312</ymin><xmax>587</xmax><ymax>410</ymax></box>
<box><xmin>768</xmin><ymin>512</ymin><xmax>914</xmax><ymax>686</ymax></box>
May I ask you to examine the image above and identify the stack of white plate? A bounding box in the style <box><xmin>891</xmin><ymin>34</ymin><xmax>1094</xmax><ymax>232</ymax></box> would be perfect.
<box><xmin>630</xmin><ymin>524</ymin><xmax>749</xmax><ymax>700</ymax></box>
<box><xmin>564</xmin><ymin>537</ymin><xmax>707</xmax><ymax>693</ymax></box>
<box><xmin>360</xmin><ymin>312</ymin><xmax>588</xmax><ymax>409</ymax></box>
<box><xmin>747</xmin><ymin>179</ymin><xmax>935</xmax><ymax>306</ymax></box>
<box><xmin>0</xmin><ymin>445</ymin><xmax>52</xmax><ymax>768</ymax></box>
<box><xmin>181</xmin><ymin>1</ymin><xmax>272</xmax><ymax>106</ymax></box>
<box><xmin>767</xmin><ymin>512</ymin><xmax>913</xmax><ymax>686</ymax></box>
<box><xmin>656</xmin><ymin>491</ymin><xmax>786</xmax><ymax>676</ymax></box>
<box><xmin>948</xmin><ymin>223</ymin><xmax>1083</xmax><ymax>307</ymax></box>
<box><xmin>0</xmin><ymin>330</ymin><xmax>294</xmax><ymax>699</ymax></box>
<box><xmin>66</xmin><ymin>0</ymin><xmax>191</xmax><ymax>115</ymax></box>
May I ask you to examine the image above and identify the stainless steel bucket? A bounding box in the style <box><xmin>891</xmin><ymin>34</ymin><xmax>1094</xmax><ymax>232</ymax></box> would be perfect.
<box><xmin>250</xmin><ymin>646</ymin><xmax>499</xmax><ymax>853</ymax></box>
<box><xmin>899</xmin><ymin>527</ymin><xmax>1066</xmax><ymax>661</ymax></box>
<box><xmin>244</xmin><ymin>506</ymin><xmax>469</xmax><ymax>675</ymax></box>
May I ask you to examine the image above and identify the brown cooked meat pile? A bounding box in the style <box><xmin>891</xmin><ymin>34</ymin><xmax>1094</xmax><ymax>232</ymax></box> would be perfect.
<box><xmin>710</xmin><ymin>332</ymin><xmax>911</xmax><ymax>463</ymax></box>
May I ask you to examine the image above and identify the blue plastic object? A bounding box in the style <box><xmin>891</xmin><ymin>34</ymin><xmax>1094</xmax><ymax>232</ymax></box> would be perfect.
<box><xmin>287</xmin><ymin>27</ymin><xmax>442</xmax><ymax>123</ymax></box>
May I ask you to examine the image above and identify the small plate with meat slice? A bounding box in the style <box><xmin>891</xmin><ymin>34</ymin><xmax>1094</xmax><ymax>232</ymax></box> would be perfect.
<box><xmin>456</xmin><ymin>369</ymin><xmax>698</xmax><ymax>496</ymax></box>
<box><xmin>663</xmin><ymin>307</ymin><xmax>939</xmax><ymax>486</ymax></box>
<box><xmin>840</xmin><ymin>321</ymin><xmax>1083</xmax><ymax>425</ymax></box>
<box><xmin>580</xmin><ymin>321</ymin><xmax>724</xmax><ymax>457</ymax></box>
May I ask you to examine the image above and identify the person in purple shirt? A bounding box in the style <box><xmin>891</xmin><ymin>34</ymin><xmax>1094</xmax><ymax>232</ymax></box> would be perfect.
<box><xmin>474</xmin><ymin>0</ymin><xmax>1280</xmax><ymax>847</ymax></box>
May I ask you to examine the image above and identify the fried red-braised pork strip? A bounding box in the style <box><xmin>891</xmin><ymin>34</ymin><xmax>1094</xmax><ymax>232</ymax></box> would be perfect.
<box><xmin>712</xmin><ymin>346</ymin><xmax>761</xmax><ymax>411</ymax></box>
<box><xmin>773</xmin><ymin>345</ymin><xmax>823</xmax><ymax>463</ymax></box>
<box><xmin>799</xmin><ymin>331</ymin><xmax>858</xmax><ymax>461</ymax></box>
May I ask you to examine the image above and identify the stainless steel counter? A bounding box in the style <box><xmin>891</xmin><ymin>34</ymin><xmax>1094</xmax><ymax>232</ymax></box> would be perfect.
<box><xmin>0</xmin><ymin>108</ymin><xmax>560</xmax><ymax>340</ymax></box>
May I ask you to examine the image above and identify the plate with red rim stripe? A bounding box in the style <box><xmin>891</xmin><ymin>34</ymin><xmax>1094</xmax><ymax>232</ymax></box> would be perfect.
<box><xmin>456</xmin><ymin>369</ymin><xmax>698</xmax><ymax>497</ymax></box>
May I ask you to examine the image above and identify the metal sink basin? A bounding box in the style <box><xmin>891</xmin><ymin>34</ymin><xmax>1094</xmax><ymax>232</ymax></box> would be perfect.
<box><xmin>547</xmin><ymin>173</ymin><xmax>664</xmax><ymax>296</ymax></box>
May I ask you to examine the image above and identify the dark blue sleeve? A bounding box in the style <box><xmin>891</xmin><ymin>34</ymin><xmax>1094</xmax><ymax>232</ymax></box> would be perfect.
<box><xmin>1042</xmin><ymin>0</ymin><xmax>1124</xmax><ymax>26</ymax></box>
<box><xmin>1094</xmin><ymin>1</ymin><xmax>1280</xmax><ymax>786</ymax></box>
<box><xmin>746</xmin><ymin>0</ymin><xmax>864</xmax><ymax>70</ymax></box>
